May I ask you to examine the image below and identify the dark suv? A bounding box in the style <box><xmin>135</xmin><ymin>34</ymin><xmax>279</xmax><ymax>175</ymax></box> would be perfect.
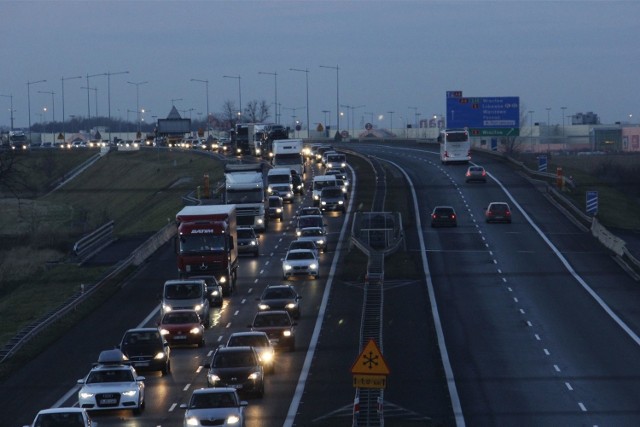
<box><xmin>119</xmin><ymin>328</ymin><xmax>171</xmax><ymax>375</ymax></box>
<box><xmin>319</xmin><ymin>186</ymin><xmax>346</xmax><ymax>213</ymax></box>
<box><xmin>249</xmin><ymin>310</ymin><xmax>296</xmax><ymax>352</ymax></box>
<box><xmin>205</xmin><ymin>346</ymin><xmax>264</xmax><ymax>397</ymax></box>
<box><xmin>257</xmin><ymin>284</ymin><xmax>302</xmax><ymax>319</ymax></box>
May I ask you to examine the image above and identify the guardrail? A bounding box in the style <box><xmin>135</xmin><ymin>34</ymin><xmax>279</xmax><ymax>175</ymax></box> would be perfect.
<box><xmin>73</xmin><ymin>221</ymin><xmax>116</xmax><ymax>262</ymax></box>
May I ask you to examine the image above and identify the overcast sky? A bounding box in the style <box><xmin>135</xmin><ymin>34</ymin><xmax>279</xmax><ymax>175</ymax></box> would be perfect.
<box><xmin>2</xmin><ymin>0</ymin><xmax>638</xmax><ymax>132</ymax></box>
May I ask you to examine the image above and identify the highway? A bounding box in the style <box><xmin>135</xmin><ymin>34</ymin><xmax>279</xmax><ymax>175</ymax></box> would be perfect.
<box><xmin>5</xmin><ymin>142</ymin><xmax>640</xmax><ymax>427</ymax></box>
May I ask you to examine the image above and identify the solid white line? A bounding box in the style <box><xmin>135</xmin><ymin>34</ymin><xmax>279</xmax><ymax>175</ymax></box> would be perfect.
<box><xmin>283</xmin><ymin>164</ymin><xmax>357</xmax><ymax>427</ymax></box>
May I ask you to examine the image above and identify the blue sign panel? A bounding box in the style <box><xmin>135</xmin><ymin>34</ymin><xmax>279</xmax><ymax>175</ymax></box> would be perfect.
<box><xmin>586</xmin><ymin>191</ymin><xmax>598</xmax><ymax>216</ymax></box>
<box><xmin>446</xmin><ymin>92</ymin><xmax>520</xmax><ymax>136</ymax></box>
<box><xmin>538</xmin><ymin>155</ymin><xmax>548</xmax><ymax>172</ymax></box>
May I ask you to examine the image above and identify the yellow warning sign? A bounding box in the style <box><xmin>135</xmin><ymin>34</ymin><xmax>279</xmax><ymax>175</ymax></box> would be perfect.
<box><xmin>351</xmin><ymin>339</ymin><xmax>390</xmax><ymax>375</ymax></box>
<box><xmin>353</xmin><ymin>374</ymin><xmax>387</xmax><ymax>389</ymax></box>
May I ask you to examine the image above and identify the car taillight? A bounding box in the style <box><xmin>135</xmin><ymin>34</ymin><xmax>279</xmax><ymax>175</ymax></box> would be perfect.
<box><xmin>482</xmin><ymin>171</ymin><xmax>486</xmax><ymax>176</ymax></box>
<box><xmin>451</xmin><ymin>214</ymin><xmax>456</xmax><ymax>219</ymax></box>
<box><xmin>466</xmin><ymin>171</ymin><xmax>470</xmax><ymax>177</ymax></box>
<box><xmin>432</xmin><ymin>214</ymin><xmax>437</xmax><ymax>219</ymax></box>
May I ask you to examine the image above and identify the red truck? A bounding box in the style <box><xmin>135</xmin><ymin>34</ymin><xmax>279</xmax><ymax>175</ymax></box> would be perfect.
<box><xmin>175</xmin><ymin>205</ymin><xmax>238</xmax><ymax>294</ymax></box>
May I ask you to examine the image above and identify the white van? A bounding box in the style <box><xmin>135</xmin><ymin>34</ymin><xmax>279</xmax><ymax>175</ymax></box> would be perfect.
<box><xmin>311</xmin><ymin>175</ymin><xmax>337</xmax><ymax>206</ymax></box>
<box><xmin>161</xmin><ymin>279</ymin><xmax>211</xmax><ymax>325</ymax></box>
<box><xmin>267</xmin><ymin>167</ymin><xmax>292</xmax><ymax>195</ymax></box>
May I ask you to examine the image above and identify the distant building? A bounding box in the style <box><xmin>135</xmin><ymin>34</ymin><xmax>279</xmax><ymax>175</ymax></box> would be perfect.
<box><xmin>572</xmin><ymin>112</ymin><xmax>600</xmax><ymax>125</ymax></box>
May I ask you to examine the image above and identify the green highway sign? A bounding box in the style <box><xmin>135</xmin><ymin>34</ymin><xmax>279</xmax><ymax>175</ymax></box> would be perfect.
<box><xmin>470</xmin><ymin>128</ymin><xmax>520</xmax><ymax>137</ymax></box>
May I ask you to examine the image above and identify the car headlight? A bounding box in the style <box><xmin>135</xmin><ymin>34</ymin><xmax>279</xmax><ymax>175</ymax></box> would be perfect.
<box><xmin>283</xmin><ymin>330</ymin><xmax>292</xmax><ymax>337</ymax></box>
<box><xmin>211</xmin><ymin>289</ymin><xmax>220</xmax><ymax>297</ymax></box>
<box><xmin>122</xmin><ymin>390</ymin><xmax>137</xmax><ymax>397</ymax></box>
<box><xmin>190</xmin><ymin>327</ymin><xmax>202</xmax><ymax>335</ymax></box>
<box><xmin>321</xmin><ymin>201</ymin><xmax>327</xmax><ymax>205</ymax></box>
<box><xmin>154</xmin><ymin>351</ymin><xmax>166</xmax><ymax>360</ymax></box>
<box><xmin>160</xmin><ymin>328</ymin><xmax>170</xmax><ymax>336</ymax></box>
<box><xmin>208</xmin><ymin>373</ymin><xmax>220</xmax><ymax>383</ymax></box>
<box><xmin>338</xmin><ymin>200</ymin><xmax>344</xmax><ymax>205</ymax></box>
<box><xmin>276</xmin><ymin>208</ymin><xmax>282</xmax><ymax>213</ymax></box>
<box><xmin>186</xmin><ymin>416</ymin><xmax>199</xmax><ymax>426</ymax></box>
<box><xmin>194</xmin><ymin>304</ymin><xmax>203</xmax><ymax>312</ymax></box>
<box><xmin>250</xmin><ymin>240</ymin><xmax>257</xmax><ymax>246</ymax></box>
<box><xmin>257</xmin><ymin>218</ymin><xmax>264</xmax><ymax>224</ymax></box>
<box><xmin>162</xmin><ymin>304</ymin><xmax>172</xmax><ymax>313</ymax></box>
<box><xmin>314</xmin><ymin>195</ymin><xmax>319</xmax><ymax>200</ymax></box>
<box><xmin>284</xmin><ymin>264</ymin><xmax>292</xmax><ymax>271</ymax></box>
<box><xmin>79</xmin><ymin>391</ymin><xmax>94</xmax><ymax>399</ymax></box>
<box><xmin>260</xmin><ymin>351</ymin><xmax>274</xmax><ymax>363</ymax></box>
<box><xmin>248</xmin><ymin>371</ymin><xmax>261</xmax><ymax>380</ymax></box>
<box><xmin>219</xmin><ymin>276</ymin><xmax>227</xmax><ymax>283</ymax></box>
<box><xmin>296</xmin><ymin>230</ymin><xmax>301</xmax><ymax>236</ymax></box>
<box><xmin>258</xmin><ymin>303</ymin><xmax>270</xmax><ymax>310</ymax></box>
<box><xmin>309</xmin><ymin>263</ymin><xmax>318</xmax><ymax>270</ymax></box>
<box><xmin>316</xmin><ymin>239</ymin><xmax>325</xmax><ymax>245</ymax></box>
<box><xmin>286</xmin><ymin>303</ymin><xmax>296</xmax><ymax>310</ymax></box>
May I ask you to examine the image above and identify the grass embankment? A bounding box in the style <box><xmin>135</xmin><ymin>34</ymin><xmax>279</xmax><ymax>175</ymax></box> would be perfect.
<box><xmin>517</xmin><ymin>153</ymin><xmax>640</xmax><ymax>230</ymax></box>
<box><xmin>0</xmin><ymin>148</ymin><xmax>223</xmax><ymax>373</ymax></box>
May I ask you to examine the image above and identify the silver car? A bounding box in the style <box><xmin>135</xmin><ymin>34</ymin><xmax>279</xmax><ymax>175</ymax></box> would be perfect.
<box><xmin>181</xmin><ymin>387</ymin><xmax>247</xmax><ymax>427</ymax></box>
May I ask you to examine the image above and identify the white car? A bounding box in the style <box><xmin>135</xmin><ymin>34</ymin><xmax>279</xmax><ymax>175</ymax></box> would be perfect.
<box><xmin>77</xmin><ymin>349</ymin><xmax>146</xmax><ymax>414</ymax></box>
<box><xmin>23</xmin><ymin>407</ymin><xmax>93</xmax><ymax>427</ymax></box>
<box><xmin>296</xmin><ymin>227</ymin><xmax>328</xmax><ymax>253</ymax></box>
<box><xmin>282</xmin><ymin>248</ymin><xmax>319</xmax><ymax>280</ymax></box>
<box><xmin>181</xmin><ymin>387</ymin><xmax>247</xmax><ymax>427</ymax></box>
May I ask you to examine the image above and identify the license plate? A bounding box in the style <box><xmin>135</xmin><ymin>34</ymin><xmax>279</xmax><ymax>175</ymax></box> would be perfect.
<box><xmin>230</xmin><ymin>384</ymin><xmax>243</xmax><ymax>389</ymax></box>
<box><xmin>134</xmin><ymin>361</ymin><xmax>149</xmax><ymax>367</ymax></box>
<box><xmin>174</xmin><ymin>335</ymin><xmax>187</xmax><ymax>340</ymax></box>
<box><xmin>100</xmin><ymin>398</ymin><xmax>117</xmax><ymax>405</ymax></box>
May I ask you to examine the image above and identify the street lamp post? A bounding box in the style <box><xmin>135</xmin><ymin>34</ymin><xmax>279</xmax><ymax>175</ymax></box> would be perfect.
<box><xmin>319</xmin><ymin>64</ymin><xmax>339</xmax><ymax>136</ymax></box>
<box><xmin>387</xmin><ymin>111</ymin><xmax>395</xmax><ymax>133</ymax></box>
<box><xmin>290</xmin><ymin>68</ymin><xmax>310</xmax><ymax>137</ymax></box>
<box><xmin>103</xmin><ymin>71</ymin><xmax>129</xmax><ymax>143</ymax></box>
<box><xmin>409</xmin><ymin>106</ymin><xmax>418</xmax><ymax>128</ymax></box>
<box><xmin>85</xmin><ymin>73</ymin><xmax>105</xmax><ymax>119</ymax></box>
<box><xmin>190</xmin><ymin>78</ymin><xmax>210</xmax><ymax>136</ymax></box>
<box><xmin>258</xmin><ymin>71</ymin><xmax>278</xmax><ymax>124</ymax></box>
<box><xmin>0</xmin><ymin>94</ymin><xmax>14</xmax><ymax>130</ymax></box>
<box><xmin>27</xmin><ymin>79</ymin><xmax>46</xmax><ymax>144</ymax></box>
<box><xmin>171</xmin><ymin>98</ymin><xmax>183</xmax><ymax>106</ymax></box>
<box><xmin>561</xmin><ymin>106</ymin><xmax>567</xmax><ymax>139</ymax></box>
<box><xmin>38</xmin><ymin>90</ymin><xmax>55</xmax><ymax>141</ymax></box>
<box><xmin>528</xmin><ymin>110</ymin><xmax>535</xmax><ymax>146</ymax></box>
<box><xmin>81</xmin><ymin>86</ymin><xmax>98</xmax><ymax>118</ymax></box>
<box><xmin>127</xmin><ymin>80</ymin><xmax>148</xmax><ymax>134</ymax></box>
<box><xmin>223</xmin><ymin>75</ymin><xmax>242</xmax><ymax>120</ymax></box>
<box><xmin>61</xmin><ymin>75</ymin><xmax>82</xmax><ymax>140</ymax></box>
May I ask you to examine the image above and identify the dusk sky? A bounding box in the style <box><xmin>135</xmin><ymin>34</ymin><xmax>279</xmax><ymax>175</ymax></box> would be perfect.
<box><xmin>2</xmin><ymin>0</ymin><xmax>638</xmax><ymax>132</ymax></box>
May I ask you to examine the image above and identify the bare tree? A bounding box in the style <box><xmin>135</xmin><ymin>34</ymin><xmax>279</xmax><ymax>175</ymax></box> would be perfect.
<box><xmin>0</xmin><ymin>150</ymin><xmax>32</xmax><ymax>198</ymax></box>
<box><xmin>221</xmin><ymin>100</ymin><xmax>239</xmax><ymax>126</ymax></box>
<box><xmin>242</xmin><ymin>100</ymin><xmax>271</xmax><ymax>123</ymax></box>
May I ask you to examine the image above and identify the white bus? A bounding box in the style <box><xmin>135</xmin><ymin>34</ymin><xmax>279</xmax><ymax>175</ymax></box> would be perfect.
<box><xmin>439</xmin><ymin>128</ymin><xmax>471</xmax><ymax>164</ymax></box>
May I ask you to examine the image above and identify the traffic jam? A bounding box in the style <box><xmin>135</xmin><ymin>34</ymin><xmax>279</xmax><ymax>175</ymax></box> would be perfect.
<box><xmin>24</xmin><ymin>141</ymin><xmax>351</xmax><ymax>427</ymax></box>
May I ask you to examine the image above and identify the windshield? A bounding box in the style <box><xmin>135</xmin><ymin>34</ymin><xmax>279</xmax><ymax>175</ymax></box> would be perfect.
<box><xmin>237</xmin><ymin>229</ymin><xmax>255</xmax><ymax>238</ymax></box>
<box><xmin>228</xmin><ymin>335</ymin><xmax>269</xmax><ymax>347</ymax></box>
<box><xmin>226</xmin><ymin>188</ymin><xmax>264</xmax><ymax>203</ymax></box>
<box><xmin>287</xmin><ymin>251</ymin><xmax>314</xmax><ymax>260</ymax></box>
<box><xmin>313</xmin><ymin>180</ymin><xmax>336</xmax><ymax>190</ymax></box>
<box><xmin>264</xmin><ymin>288</ymin><xmax>296</xmax><ymax>299</ymax></box>
<box><xmin>180</xmin><ymin>234</ymin><xmax>225</xmax><ymax>252</ymax></box>
<box><xmin>87</xmin><ymin>369</ymin><xmax>134</xmax><ymax>384</ymax></box>
<box><xmin>162</xmin><ymin>311</ymin><xmax>200</xmax><ymax>324</ymax></box>
<box><xmin>164</xmin><ymin>283</ymin><xmax>203</xmax><ymax>299</ymax></box>
<box><xmin>189</xmin><ymin>391</ymin><xmax>238</xmax><ymax>409</ymax></box>
<box><xmin>274</xmin><ymin>153</ymin><xmax>302</xmax><ymax>164</ymax></box>
<box><xmin>300</xmin><ymin>229</ymin><xmax>322</xmax><ymax>237</ymax></box>
<box><xmin>268</xmin><ymin>175</ymin><xmax>291</xmax><ymax>184</ymax></box>
<box><xmin>253</xmin><ymin>313</ymin><xmax>290</xmax><ymax>327</ymax></box>
<box><xmin>213</xmin><ymin>351</ymin><xmax>257</xmax><ymax>368</ymax></box>
<box><xmin>35</xmin><ymin>413</ymin><xmax>85</xmax><ymax>427</ymax></box>
<box><xmin>322</xmin><ymin>189</ymin><xmax>343</xmax><ymax>197</ymax></box>
<box><xmin>298</xmin><ymin>217</ymin><xmax>322</xmax><ymax>228</ymax></box>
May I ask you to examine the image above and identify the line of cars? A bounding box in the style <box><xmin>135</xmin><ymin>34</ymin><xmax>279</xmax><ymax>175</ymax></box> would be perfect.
<box><xmin>23</xmin><ymin>149</ymin><xmax>344</xmax><ymax>427</ymax></box>
<box><xmin>430</xmin><ymin>165</ymin><xmax>512</xmax><ymax>227</ymax></box>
